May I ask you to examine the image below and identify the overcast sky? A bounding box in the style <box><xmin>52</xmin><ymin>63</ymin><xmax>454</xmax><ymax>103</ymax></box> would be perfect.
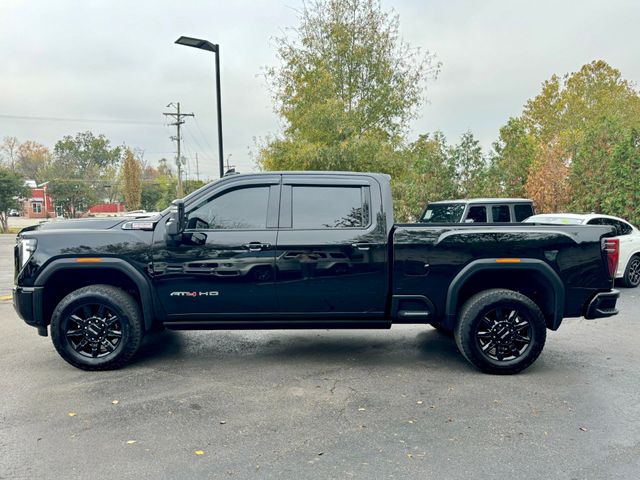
<box><xmin>1</xmin><ymin>0</ymin><xmax>639</xmax><ymax>180</ymax></box>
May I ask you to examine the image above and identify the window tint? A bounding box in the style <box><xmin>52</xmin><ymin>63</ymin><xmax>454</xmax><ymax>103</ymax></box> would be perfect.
<box><xmin>187</xmin><ymin>186</ymin><xmax>270</xmax><ymax>230</ymax></box>
<box><xmin>292</xmin><ymin>186</ymin><xmax>367</xmax><ymax>229</ymax></box>
<box><xmin>514</xmin><ymin>204</ymin><xmax>534</xmax><ymax>222</ymax></box>
<box><xmin>619</xmin><ymin>221</ymin><xmax>633</xmax><ymax>235</ymax></box>
<box><xmin>421</xmin><ymin>203</ymin><xmax>465</xmax><ymax>223</ymax></box>
<box><xmin>492</xmin><ymin>205</ymin><xmax>510</xmax><ymax>222</ymax></box>
<box><xmin>466</xmin><ymin>206</ymin><xmax>487</xmax><ymax>223</ymax></box>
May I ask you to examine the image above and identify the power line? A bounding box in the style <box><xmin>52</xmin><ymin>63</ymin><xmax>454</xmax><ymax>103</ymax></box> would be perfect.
<box><xmin>0</xmin><ymin>113</ymin><xmax>161</xmax><ymax>126</ymax></box>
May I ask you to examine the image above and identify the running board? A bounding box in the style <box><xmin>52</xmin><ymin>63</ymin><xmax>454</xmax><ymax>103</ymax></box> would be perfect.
<box><xmin>163</xmin><ymin>320</ymin><xmax>393</xmax><ymax>330</ymax></box>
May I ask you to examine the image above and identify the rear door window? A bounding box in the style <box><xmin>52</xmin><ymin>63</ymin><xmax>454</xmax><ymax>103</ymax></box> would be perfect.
<box><xmin>491</xmin><ymin>205</ymin><xmax>510</xmax><ymax>222</ymax></box>
<box><xmin>291</xmin><ymin>186</ymin><xmax>369</xmax><ymax>229</ymax></box>
<box><xmin>466</xmin><ymin>206</ymin><xmax>487</xmax><ymax>223</ymax></box>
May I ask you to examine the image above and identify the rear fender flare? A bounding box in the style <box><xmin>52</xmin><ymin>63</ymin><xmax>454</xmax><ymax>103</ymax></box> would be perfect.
<box><xmin>444</xmin><ymin>259</ymin><xmax>565</xmax><ymax>330</ymax></box>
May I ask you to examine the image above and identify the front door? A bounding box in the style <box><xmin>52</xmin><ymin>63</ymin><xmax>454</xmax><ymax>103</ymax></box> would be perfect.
<box><xmin>152</xmin><ymin>177</ymin><xmax>280</xmax><ymax>318</ymax></box>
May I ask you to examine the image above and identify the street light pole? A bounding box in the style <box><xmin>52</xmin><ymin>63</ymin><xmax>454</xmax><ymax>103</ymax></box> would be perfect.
<box><xmin>175</xmin><ymin>36</ymin><xmax>225</xmax><ymax>178</ymax></box>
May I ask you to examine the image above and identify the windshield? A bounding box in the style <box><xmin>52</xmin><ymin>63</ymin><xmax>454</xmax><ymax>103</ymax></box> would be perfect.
<box><xmin>421</xmin><ymin>203</ymin><xmax>466</xmax><ymax>223</ymax></box>
<box><xmin>523</xmin><ymin>216</ymin><xmax>584</xmax><ymax>225</ymax></box>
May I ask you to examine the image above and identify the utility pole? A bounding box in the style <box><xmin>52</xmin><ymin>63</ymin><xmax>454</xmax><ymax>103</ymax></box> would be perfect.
<box><xmin>195</xmin><ymin>152</ymin><xmax>200</xmax><ymax>182</ymax></box>
<box><xmin>163</xmin><ymin>102</ymin><xmax>194</xmax><ymax>197</ymax></box>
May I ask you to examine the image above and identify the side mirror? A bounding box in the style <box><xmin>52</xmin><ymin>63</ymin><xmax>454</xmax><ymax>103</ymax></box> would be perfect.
<box><xmin>165</xmin><ymin>199</ymin><xmax>185</xmax><ymax>245</ymax></box>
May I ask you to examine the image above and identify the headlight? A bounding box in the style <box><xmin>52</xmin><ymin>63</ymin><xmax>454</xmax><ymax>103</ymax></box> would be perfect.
<box><xmin>20</xmin><ymin>238</ymin><xmax>37</xmax><ymax>267</ymax></box>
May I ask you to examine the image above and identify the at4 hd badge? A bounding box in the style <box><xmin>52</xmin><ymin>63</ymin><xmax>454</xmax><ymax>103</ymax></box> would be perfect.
<box><xmin>170</xmin><ymin>291</ymin><xmax>220</xmax><ymax>297</ymax></box>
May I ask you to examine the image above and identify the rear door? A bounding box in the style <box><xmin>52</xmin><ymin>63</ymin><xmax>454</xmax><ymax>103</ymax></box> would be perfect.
<box><xmin>275</xmin><ymin>174</ymin><xmax>388</xmax><ymax>316</ymax></box>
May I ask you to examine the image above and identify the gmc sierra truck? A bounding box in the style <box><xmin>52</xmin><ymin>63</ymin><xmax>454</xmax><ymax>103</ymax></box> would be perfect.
<box><xmin>13</xmin><ymin>172</ymin><xmax>620</xmax><ymax>374</ymax></box>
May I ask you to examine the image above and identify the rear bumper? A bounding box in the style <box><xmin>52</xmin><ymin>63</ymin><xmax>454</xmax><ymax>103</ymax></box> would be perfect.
<box><xmin>13</xmin><ymin>286</ymin><xmax>47</xmax><ymax>336</ymax></box>
<box><xmin>584</xmin><ymin>289</ymin><xmax>619</xmax><ymax>319</ymax></box>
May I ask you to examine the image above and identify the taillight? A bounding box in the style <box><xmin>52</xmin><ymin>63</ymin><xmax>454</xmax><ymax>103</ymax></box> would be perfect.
<box><xmin>603</xmin><ymin>238</ymin><xmax>619</xmax><ymax>279</ymax></box>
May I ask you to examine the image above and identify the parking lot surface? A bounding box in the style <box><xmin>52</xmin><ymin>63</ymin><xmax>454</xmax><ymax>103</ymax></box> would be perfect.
<box><xmin>1</xmin><ymin>234</ymin><xmax>639</xmax><ymax>479</ymax></box>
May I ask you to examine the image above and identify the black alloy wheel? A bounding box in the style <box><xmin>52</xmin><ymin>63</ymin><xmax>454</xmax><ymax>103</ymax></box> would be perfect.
<box><xmin>454</xmin><ymin>289</ymin><xmax>547</xmax><ymax>374</ymax></box>
<box><xmin>51</xmin><ymin>285</ymin><xmax>144</xmax><ymax>370</ymax></box>
<box><xmin>64</xmin><ymin>303</ymin><xmax>123</xmax><ymax>359</ymax></box>
<box><xmin>475</xmin><ymin>307</ymin><xmax>532</xmax><ymax>362</ymax></box>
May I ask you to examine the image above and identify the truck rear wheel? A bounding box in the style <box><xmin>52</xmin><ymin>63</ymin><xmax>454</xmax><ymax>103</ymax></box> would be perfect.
<box><xmin>454</xmin><ymin>289</ymin><xmax>546</xmax><ymax>374</ymax></box>
<box><xmin>50</xmin><ymin>285</ymin><xmax>144</xmax><ymax>370</ymax></box>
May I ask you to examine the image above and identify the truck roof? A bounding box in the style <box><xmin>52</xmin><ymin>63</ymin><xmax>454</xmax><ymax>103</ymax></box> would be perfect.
<box><xmin>428</xmin><ymin>198</ymin><xmax>533</xmax><ymax>205</ymax></box>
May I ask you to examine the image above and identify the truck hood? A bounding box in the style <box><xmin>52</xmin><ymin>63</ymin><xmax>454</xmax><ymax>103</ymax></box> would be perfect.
<box><xmin>20</xmin><ymin>217</ymin><xmax>128</xmax><ymax>233</ymax></box>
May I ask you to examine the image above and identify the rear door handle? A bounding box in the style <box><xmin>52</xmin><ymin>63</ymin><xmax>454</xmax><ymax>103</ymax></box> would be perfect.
<box><xmin>352</xmin><ymin>243</ymin><xmax>373</xmax><ymax>251</ymax></box>
<box><xmin>244</xmin><ymin>242</ymin><xmax>271</xmax><ymax>252</ymax></box>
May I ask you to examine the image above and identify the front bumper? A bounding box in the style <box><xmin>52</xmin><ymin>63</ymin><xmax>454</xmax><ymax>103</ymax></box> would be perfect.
<box><xmin>13</xmin><ymin>286</ymin><xmax>47</xmax><ymax>336</ymax></box>
<box><xmin>584</xmin><ymin>289</ymin><xmax>619</xmax><ymax>319</ymax></box>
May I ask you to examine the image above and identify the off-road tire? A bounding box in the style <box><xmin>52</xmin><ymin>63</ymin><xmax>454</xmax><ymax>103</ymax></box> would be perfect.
<box><xmin>51</xmin><ymin>285</ymin><xmax>144</xmax><ymax>370</ymax></box>
<box><xmin>454</xmin><ymin>289</ymin><xmax>547</xmax><ymax>375</ymax></box>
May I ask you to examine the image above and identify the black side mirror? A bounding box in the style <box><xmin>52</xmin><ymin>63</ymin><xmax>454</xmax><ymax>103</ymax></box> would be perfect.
<box><xmin>165</xmin><ymin>199</ymin><xmax>185</xmax><ymax>245</ymax></box>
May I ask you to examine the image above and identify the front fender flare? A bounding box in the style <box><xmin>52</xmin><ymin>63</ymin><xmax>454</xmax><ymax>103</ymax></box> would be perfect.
<box><xmin>34</xmin><ymin>258</ymin><xmax>158</xmax><ymax>331</ymax></box>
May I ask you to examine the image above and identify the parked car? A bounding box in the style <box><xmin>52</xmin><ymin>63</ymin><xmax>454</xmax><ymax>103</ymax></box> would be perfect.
<box><xmin>14</xmin><ymin>172</ymin><xmax>619</xmax><ymax>374</ymax></box>
<box><xmin>524</xmin><ymin>213</ymin><xmax>640</xmax><ymax>287</ymax></box>
<box><xmin>8</xmin><ymin>208</ymin><xmax>20</xmax><ymax>217</ymax></box>
<box><xmin>420</xmin><ymin>198</ymin><xmax>534</xmax><ymax>223</ymax></box>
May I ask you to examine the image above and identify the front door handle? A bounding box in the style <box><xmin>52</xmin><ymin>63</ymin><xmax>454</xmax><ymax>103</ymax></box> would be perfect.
<box><xmin>244</xmin><ymin>242</ymin><xmax>271</xmax><ymax>252</ymax></box>
<box><xmin>352</xmin><ymin>243</ymin><xmax>373</xmax><ymax>251</ymax></box>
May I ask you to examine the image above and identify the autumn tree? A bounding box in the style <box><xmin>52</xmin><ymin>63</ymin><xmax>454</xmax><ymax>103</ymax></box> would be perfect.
<box><xmin>121</xmin><ymin>148</ymin><xmax>142</xmax><ymax>210</ymax></box>
<box><xmin>258</xmin><ymin>0</ymin><xmax>439</xmax><ymax>216</ymax></box>
<box><xmin>16</xmin><ymin>140</ymin><xmax>51</xmax><ymax>181</ymax></box>
<box><xmin>524</xmin><ymin>141</ymin><xmax>571</xmax><ymax>213</ymax></box>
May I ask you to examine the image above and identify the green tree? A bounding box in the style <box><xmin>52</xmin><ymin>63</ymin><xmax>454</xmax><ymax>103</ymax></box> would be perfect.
<box><xmin>449</xmin><ymin>131</ymin><xmax>489</xmax><ymax>198</ymax></box>
<box><xmin>490</xmin><ymin>117</ymin><xmax>539</xmax><ymax>197</ymax></box>
<box><xmin>121</xmin><ymin>149</ymin><xmax>142</xmax><ymax>210</ymax></box>
<box><xmin>257</xmin><ymin>0</ymin><xmax>439</xmax><ymax>202</ymax></box>
<box><xmin>0</xmin><ymin>168</ymin><xmax>28</xmax><ymax>232</ymax></box>
<box><xmin>46</xmin><ymin>131</ymin><xmax>122</xmax><ymax>217</ymax></box>
<box><xmin>497</xmin><ymin>60</ymin><xmax>640</xmax><ymax>216</ymax></box>
<box><xmin>395</xmin><ymin>132</ymin><xmax>457</xmax><ymax>220</ymax></box>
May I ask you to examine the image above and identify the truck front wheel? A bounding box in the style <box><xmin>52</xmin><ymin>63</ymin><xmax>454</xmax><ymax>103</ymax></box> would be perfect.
<box><xmin>50</xmin><ymin>285</ymin><xmax>144</xmax><ymax>370</ymax></box>
<box><xmin>454</xmin><ymin>289</ymin><xmax>546</xmax><ymax>374</ymax></box>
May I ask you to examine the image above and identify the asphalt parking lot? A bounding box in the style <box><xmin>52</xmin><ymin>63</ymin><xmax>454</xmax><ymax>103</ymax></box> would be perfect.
<box><xmin>1</xmin><ymin>234</ymin><xmax>639</xmax><ymax>479</ymax></box>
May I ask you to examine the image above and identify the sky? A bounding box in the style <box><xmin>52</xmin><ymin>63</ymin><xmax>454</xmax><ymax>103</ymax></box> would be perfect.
<box><xmin>1</xmin><ymin>0</ymin><xmax>639</xmax><ymax>180</ymax></box>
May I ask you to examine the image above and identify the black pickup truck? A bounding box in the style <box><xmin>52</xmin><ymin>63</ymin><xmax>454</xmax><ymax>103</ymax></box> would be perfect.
<box><xmin>13</xmin><ymin>172</ymin><xmax>620</xmax><ymax>374</ymax></box>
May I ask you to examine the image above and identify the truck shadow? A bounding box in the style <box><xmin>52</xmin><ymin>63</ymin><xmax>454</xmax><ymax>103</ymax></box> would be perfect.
<box><xmin>136</xmin><ymin>327</ymin><xmax>471</xmax><ymax>371</ymax></box>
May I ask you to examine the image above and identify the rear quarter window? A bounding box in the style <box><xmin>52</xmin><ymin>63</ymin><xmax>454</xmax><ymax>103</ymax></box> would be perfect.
<box><xmin>514</xmin><ymin>204</ymin><xmax>534</xmax><ymax>222</ymax></box>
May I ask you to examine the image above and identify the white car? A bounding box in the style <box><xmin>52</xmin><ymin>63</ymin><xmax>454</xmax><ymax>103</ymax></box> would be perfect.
<box><xmin>524</xmin><ymin>213</ymin><xmax>640</xmax><ymax>287</ymax></box>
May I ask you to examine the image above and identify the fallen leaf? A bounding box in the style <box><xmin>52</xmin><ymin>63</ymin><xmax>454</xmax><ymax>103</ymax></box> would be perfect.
<box><xmin>579</xmin><ymin>427</ymin><xmax>588</xmax><ymax>432</ymax></box>
<box><xmin>112</xmin><ymin>400</ymin><xmax>119</xmax><ymax>405</ymax></box>
<box><xmin>358</xmin><ymin>407</ymin><xmax>366</xmax><ymax>411</ymax></box>
<box><xmin>416</xmin><ymin>401</ymin><xmax>423</xmax><ymax>405</ymax></box>
<box><xmin>68</xmin><ymin>412</ymin><xmax>77</xmax><ymax>417</ymax></box>
<box><xmin>126</xmin><ymin>440</ymin><xmax>137</xmax><ymax>445</ymax></box>
<box><xmin>318</xmin><ymin>452</ymin><xmax>324</xmax><ymax>456</ymax></box>
<box><xmin>408</xmin><ymin>420</ymin><xmax>414</xmax><ymax>424</ymax></box>
<box><xmin>220</xmin><ymin>420</ymin><xmax>226</xmax><ymax>424</ymax></box>
<box><xmin>195</xmin><ymin>450</ymin><xmax>205</xmax><ymax>455</ymax></box>
<box><xmin>407</xmin><ymin>453</ymin><xmax>413</xmax><ymax>459</ymax></box>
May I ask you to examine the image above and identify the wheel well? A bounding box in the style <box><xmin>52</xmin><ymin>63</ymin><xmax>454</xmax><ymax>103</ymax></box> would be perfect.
<box><xmin>454</xmin><ymin>269</ymin><xmax>556</xmax><ymax>328</ymax></box>
<box><xmin>42</xmin><ymin>268</ymin><xmax>142</xmax><ymax>325</ymax></box>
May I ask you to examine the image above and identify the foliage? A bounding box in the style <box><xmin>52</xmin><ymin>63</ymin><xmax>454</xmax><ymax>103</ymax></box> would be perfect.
<box><xmin>524</xmin><ymin>141</ymin><xmax>572</xmax><ymax>213</ymax></box>
<box><xmin>258</xmin><ymin>0</ymin><xmax>439</xmax><ymax>220</ymax></box>
<box><xmin>46</xmin><ymin>131</ymin><xmax>122</xmax><ymax>217</ymax></box>
<box><xmin>16</xmin><ymin>141</ymin><xmax>52</xmax><ymax>181</ymax></box>
<box><xmin>121</xmin><ymin>149</ymin><xmax>142</xmax><ymax>210</ymax></box>
<box><xmin>0</xmin><ymin>136</ymin><xmax>20</xmax><ymax>172</ymax></box>
<box><xmin>0</xmin><ymin>167</ymin><xmax>28</xmax><ymax>232</ymax></box>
